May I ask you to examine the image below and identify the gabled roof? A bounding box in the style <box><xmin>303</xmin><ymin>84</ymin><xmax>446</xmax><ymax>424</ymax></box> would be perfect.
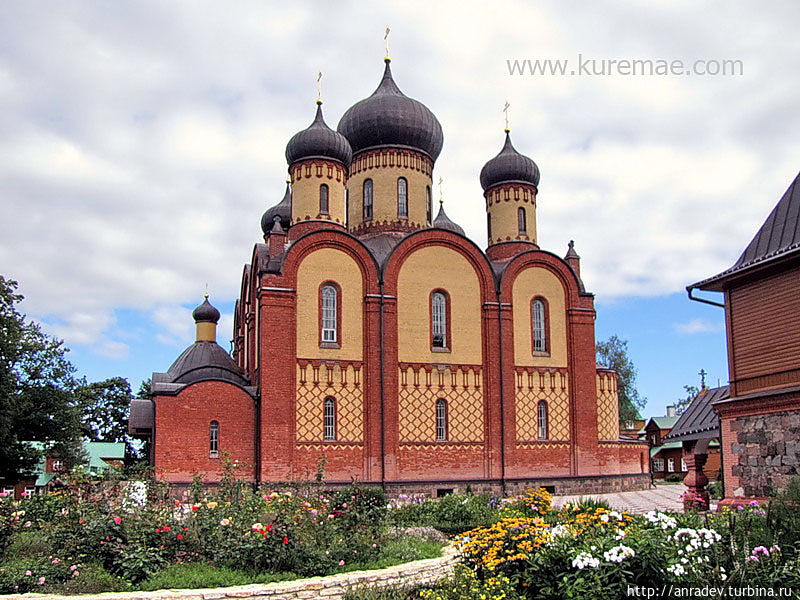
<box><xmin>664</xmin><ymin>385</ymin><xmax>728</xmax><ymax>442</ymax></box>
<box><xmin>691</xmin><ymin>172</ymin><xmax>800</xmax><ymax>291</ymax></box>
<box><xmin>646</xmin><ymin>416</ymin><xmax>679</xmax><ymax>430</ymax></box>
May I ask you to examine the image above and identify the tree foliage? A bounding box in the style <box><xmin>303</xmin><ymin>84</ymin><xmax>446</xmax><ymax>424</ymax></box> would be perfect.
<box><xmin>596</xmin><ymin>335</ymin><xmax>647</xmax><ymax>422</ymax></box>
<box><xmin>0</xmin><ymin>276</ymin><xmax>84</xmax><ymax>480</ymax></box>
<box><xmin>74</xmin><ymin>377</ymin><xmax>138</xmax><ymax>457</ymax></box>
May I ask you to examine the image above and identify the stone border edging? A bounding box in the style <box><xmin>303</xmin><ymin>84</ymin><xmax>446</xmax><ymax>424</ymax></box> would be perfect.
<box><xmin>1</xmin><ymin>546</ymin><xmax>458</xmax><ymax>600</ymax></box>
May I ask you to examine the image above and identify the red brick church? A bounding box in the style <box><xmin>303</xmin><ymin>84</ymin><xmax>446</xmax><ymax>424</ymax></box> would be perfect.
<box><xmin>130</xmin><ymin>58</ymin><xmax>649</xmax><ymax>495</ymax></box>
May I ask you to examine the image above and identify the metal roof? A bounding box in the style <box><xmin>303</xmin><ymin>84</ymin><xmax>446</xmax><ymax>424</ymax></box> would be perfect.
<box><xmin>664</xmin><ymin>385</ymin><xmax>728</xmax><ymax>442</ymax></box>
<box><xmin>479</xmin><ymin>131</ymin><xmax>540</xmax><ymax>192</ymax></box>
<box><xmin>691</xmin><ymin>172</ymin><xmax>800</xmax><ymax>291</ymax></box>
<box><xmin>646</xmin><ymin>416</ymin><xmax>679</xmax><ymax>429</ymax></box>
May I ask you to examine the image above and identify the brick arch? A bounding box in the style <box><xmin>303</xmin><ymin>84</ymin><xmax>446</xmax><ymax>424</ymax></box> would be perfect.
<box><xmin>382</xmin><ymin>229</ymin><xmax>497</xmax><ymax>300</ymax></box>
<box><xmin>498</xmin><ymin>250</ymin><xmax>585</xmax><ymax>307</ymax></box>
<box><xmin>280</xmin><ymin>230</ymin><xmax>381</xmax><ymax>295</ymax></box>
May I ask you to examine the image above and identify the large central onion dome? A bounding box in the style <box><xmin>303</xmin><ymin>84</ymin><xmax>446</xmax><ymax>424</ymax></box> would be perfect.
<box><xmin>479</xmin><ymin>131</ymin><xmax>540</xmax><ymax>191</ymax></box>
<box><xmin>285</xmin><ymin>102</ymin><xmax>352</xmax><ymax>167</ymax></box>
<box><xmin>337</xmin><ymin>59</ymin><xmax>444</xmax><ymax>161</ymax></box>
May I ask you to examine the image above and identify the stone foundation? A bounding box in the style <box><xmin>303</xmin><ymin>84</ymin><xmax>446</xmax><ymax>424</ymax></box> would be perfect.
<box><xmin>729</xmin><ymin>409</ymin><xmax>800</xmax><ymax>496</ymax></box>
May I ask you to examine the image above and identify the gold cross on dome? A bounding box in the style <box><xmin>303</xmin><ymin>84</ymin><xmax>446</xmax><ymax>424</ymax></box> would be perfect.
<box><xmin>204</xmin><ymin>282</ymin><xmax>209</xmax><ymax>300</ymax></box>
<box><xmin>384</xmin><ymin>26</ymin><xmax>391</xmax><ymax>59</ymax></box>
<box><xmin>503</xmin><ymin>101</ymin><xmax>510</xmax><ymax>132</ymax></box>
<box><xmin>316</xmin><ymin>71</ymin><xmax>323</xmax><ymax>103</ymax></box>
<box><xmin>438</xmin><ymin>176</ymin><xmax>444</xmax><ymax>204</ymax></box>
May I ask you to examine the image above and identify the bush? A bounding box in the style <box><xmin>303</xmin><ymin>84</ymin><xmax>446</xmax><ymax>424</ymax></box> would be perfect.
<box><xmin>388</xmin><ymin>493</ymin><xmax>497</xmax><ymax>535</ymax></box>
<box><xmin>664</xmin><ymin>473</ymin><xmax>683</xmax><ymax>483</ymax></box>
<box><xmin>42</xmin><ymin>563</ymin><xmax>128</xmax><ymax>595</ymax></box>
<box><xmin>344</xmin><ymin>583</ymin><xmax>429</xmax><ymax>600</ymax></box>
<box><xmin>139</xmin><ymin>563</ymin><xmax>295</xmax><ymax>591</ymax></box>
<box><xmin>420</xmin><ymin>565</ymin><xmax>520</xmax><ymax>600</ymax></box>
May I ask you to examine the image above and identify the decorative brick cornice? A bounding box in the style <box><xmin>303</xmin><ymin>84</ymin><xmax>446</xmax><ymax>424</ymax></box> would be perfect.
<box><xmin>350</xmin><ymin>148</ymin><xmax>433</xmax><ymax>177</ymax></box>
<box><xmin>291</xmin><ymin>158</ymin><xmax>346</xmax><ymax>182</ymax></box>
<box><xmin>485</xmin><ymin>182</ymin><xmax>538</xmax><ymax>207</ymax></box>
<box><xmin>351</xmin><ymin>219</ymin><xmax>423</xmax><ymax>237</ymax></box>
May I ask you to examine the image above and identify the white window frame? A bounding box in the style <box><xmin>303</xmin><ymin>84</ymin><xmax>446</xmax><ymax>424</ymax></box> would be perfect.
<box><xmin>52</xmin><ymin>460</ymin><xmax>62</xmax><ymax>472</ymax></box>
<box><xmin>2</xmin><ymin>487</ymin><xmax>14</xmax><ymax>498</ymax></box>
<box><xmin>667</xmin><ymin>458</ymin><xmax>675</xmax><ymax>473</ymax></box>
<box><xmin>321</xmin><ymin>285</ymin><xmax>337</xmax><ymax>343</ymax></box>
<box><xmin>537</xmin><ymin>401</ymin><xmax>548</xmax><ymax>440</ymax></box>
<box><xmin>681</xmin><ymin>458</ymin><xmax>687</xmax><ymax>472</ymax></box>
<box><xmin>363</xmin><ymin>179</ymin><xmax>373</xmax><ymax>220</ymax></box>
<box><xmin>397</xmin><ymin>177</ymin><xmax>408</xmax><ymax>218</ymax></box>
<box><xmin>431</xmin><ymin>292</ymin><xmax>447</xmax><ymax>348</ymax></box>
<box><xmin>319</xmin><ymin>184</ymin><xmax>329</xmax><ymax>214</ymax></box>
<box><xmin>324</xmin><ymin>398</ymin><xmax>336</xmax><ymax>441</ymax></box>
<box><xmin>436</xmin><ymin>399</ymin><xmax>447</xmax><ymax>441</ymax></box>
<box><xmin>652</xmin><ymin>458</ymin><xmax>664</xmax><ymax>472</ymax></box>
<box><xmin>532</xmin><ymin>300</ymin><xmax>546</xmax><ymax>353</ymax></box>
<box><xmin>24</xmin><ymin>486</ymin><xmax>36</xmax><ymax>497</ymax></box>
<box><xmin>210</xmin><ymin>421</ymin><xmax>219</xmax><ymax>457</ymax></box>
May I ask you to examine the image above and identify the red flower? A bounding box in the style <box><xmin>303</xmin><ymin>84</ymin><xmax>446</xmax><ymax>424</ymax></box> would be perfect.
<box><xmin>163</xmin><ymin>526</ymin><xmax>170</xmax><ymax>532</ymax></box>
<box><xmin>266</xmin><ymin>525</ymin><xmax>272</xmax><ymax>532</ymax></box>
<box><xmin>177</xmin><ymin>534</ymin><xmax>183</xmax><ymax>541</ymax></box>
<box><xmin>283</xmin><ymin>537</ymin><xmax>289</xmax><ymax>545</ymax></box>
<box><xmin>191</xmin><ymin>506</ymin><xmax>198</xmax><ymax>512</ymax></box>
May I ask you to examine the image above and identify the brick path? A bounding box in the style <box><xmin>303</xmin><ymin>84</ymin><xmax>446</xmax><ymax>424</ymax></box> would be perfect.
<box><xmin>551</xmin><ymin>483</ymin><xmax>711</xmax><ymax>513</ymax></box>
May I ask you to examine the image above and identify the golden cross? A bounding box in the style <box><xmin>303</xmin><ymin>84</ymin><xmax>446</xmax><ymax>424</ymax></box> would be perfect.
<box><xmin>316</xmin><ymin>71</ymin><xmax>323</xmax><ymax>103</ymax></box>
<box><xmin>204</xmin><ymin>283</ymin><xmax>209</xmax><ymax>300</ymax></box>
<box><xmin>384</xmin><ymin>26</ymin><xmax>391</xmax><ymax>59</ymax></box>
<box><xmin>438</xmin><ymin>176</ymin><xmax>444</xmax><ymax>204</ymax></box>
<box><xmin>503</xmin><ymin>101</ymin><xmax>510</xmax><ymax>132</ymax></box>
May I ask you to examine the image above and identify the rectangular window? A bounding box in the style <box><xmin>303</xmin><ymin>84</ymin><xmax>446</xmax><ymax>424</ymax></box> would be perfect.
<box><xmin>51</xmin><ymin>460</ymin><xmax>62</xmax><ymax>472</ymax></box>
<box><xmin>681</xmin><ymin>458</ymin><xmax>687</xmax><ymax>472</ymax></box>
<box><xmin>321</xmin><ymin>285</ymin><xmax>337</xmax><ymax>343</ymax></box>
<box><xmin>397</xmin><ymin>178</ymin><xmax>408</xmax><ymax>218</ymax></box>
<box><xmin>436</xmin><ymin>400</ymin><xmax>447</xmax><ymax>441</ymax></box>
<box><xmin>652</xmin><ymin>458</ymin><xmax>664</xmax><ymax>472</ymax></box>
<box><xmin>431</xmin><ymin>292</ymin><xmax>447</xmax><ymax>349</ymax></box>
<box><xmin>24</xmin><ymin>486</ymin><xmax>36</xmax><ymax>497</ymax></box>
<box><xmin>531</xmin><ymin>300</ymin><xmax>546</xmax><ymax>353</ymax></box>
<box><xmin>363</xmin><ymin>179</ymin><xmax>373</xmax><ymax>220</ymax></box>
<box><xmin>2</xmin><ymin>487</ymin><xmax>14</xmax><ymax>498</ymax></box>
<box><xmin>667</xmin><ymin>458</ymin><xmax>675</xmax><ymax>473</ymax></box>
<box><xmin>324</xmin><ymin>399</ymin><xmax>336</xmax><ymax>441</ymax></box>
<box><xmin>210</xmin><ymin>421</ymin><xmax>219</xmax><ymax>456</ymax></box>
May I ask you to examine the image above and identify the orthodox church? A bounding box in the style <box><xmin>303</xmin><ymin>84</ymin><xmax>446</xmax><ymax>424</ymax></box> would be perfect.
<box><xmin>130</xmin><ymin>57</ymin><xmax>649</xmax><ymax>495</ymax></box>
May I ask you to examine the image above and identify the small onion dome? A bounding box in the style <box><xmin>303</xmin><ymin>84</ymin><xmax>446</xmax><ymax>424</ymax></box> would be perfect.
<box><xmin>337</xmin><ymin>60</ymin><xmax>444</xmax><ymax>161</ymax></box>
<box><xmin>260</xmin><ymin>182</ymin><xmax>292</xmax><ymax>235</ymax></box>
<box><xmin>192</xmin><ymin>296</ymin><xmax>220</xmax><ymax>324</ymax></box>
<box><xmin>285</xmin><ymin>102</ymin><xmax>352</xmax><ymax>167</ymax></box>
<box><xmin>565</xmin><ymin>239</ymin><xmax>580</xmax><ymax>260</ymax></box>
<box><xmin>479</xmin><ymin>131</ymin><xmax>540</xmax><ymax>192</ymax></box>
<box><xmin>432</xmin><ymin>201</ymin><xmax>465</xmax><ymax>236</ymax></box>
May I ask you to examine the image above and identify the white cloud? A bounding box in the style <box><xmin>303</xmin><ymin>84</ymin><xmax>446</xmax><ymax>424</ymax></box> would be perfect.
<box><xmin>674</xmin><ymin>318</ymin><xmax>723</xmax><ymax>335</ymax></box>
<box><xmin>0</xmin><ymin>0</ymin><xmax>797</xmax><ymax>354</ymax></box>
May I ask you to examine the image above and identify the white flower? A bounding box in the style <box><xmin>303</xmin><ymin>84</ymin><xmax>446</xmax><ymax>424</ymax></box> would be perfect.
<box><xmin>603</xmin><ymin>545</ymin><xmax>635</xmax><ymax>563</ymax></box>
<box><xmin>667</xmin><ymin>563</ymin><xmax>686</xmax><ymax>577</ymax></box>
<box><xmin>614</xmin><ymin>528</ymin><xmax>626</xmax><ymax>540</ymax></box>
<box><xmin>572</xmin><ymin>552</ymin><xmax>600</xmax><ymax>570</ymax></box>
<box><xmin>600</xmin><ymin>513</ymin><xmax>610</xmax><ymax>523</ymax></box>
<box><xmin>251</xmin><ymin>522</ymin><xmax>264</xmax><ymax>531</ymax></box>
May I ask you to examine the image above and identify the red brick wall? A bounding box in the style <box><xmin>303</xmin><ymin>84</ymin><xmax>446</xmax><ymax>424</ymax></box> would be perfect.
<box><xmin>154</xmin><ymin>381</ymin><xmax>255</xmax><ymax>483</ymax></box>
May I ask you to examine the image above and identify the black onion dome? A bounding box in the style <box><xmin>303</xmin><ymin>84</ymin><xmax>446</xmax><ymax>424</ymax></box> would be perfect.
<box><xmin>337</xmin><ymin>60</ymin><xmax>444</xmax><ymax>161</ymax></box>
<box><xmin>479</xmin><ymin>131</ymin><xmax>540</xmax><ymax>192</ymax></box>
<box><xmin>192</xmin><ymin>296</ymin><xmax>220</xmax><ymax>324</ymax></box>
<box><xmin>261</xmin><ymin>182</ymin><xmax>292</xmax><ymax>235</ymax></box>
<box><xmin>285</xmin><ymin>103</ymin><xmax>352</xmax><ymax>167</ymax></box>
<box><xmin>165</xmin><ymin>341</ymin><xmax>249</xmax><ymax>387</ymax></box>
<box><xmin>432</xmin><ymin>201</ymin><xmax>465</xmax><ymax>236</ymax></box>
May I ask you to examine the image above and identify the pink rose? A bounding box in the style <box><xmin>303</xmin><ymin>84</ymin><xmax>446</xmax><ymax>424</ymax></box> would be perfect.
<box><xmin>113</xmin><ymin>517</ymin><xmax>122</xmax><ymax>525</ymax></box>
<box><xmin>72</xmin><ymin>571</ymin><xmax>79</xmax><ymax>577</ymax></box>
<box><xmin>24</xmin><ymin>571</ymin><xmax>32</xmax><ymax>577</ymax></box>
<box><xmin>339</xmin><ymin>560</ymin><xmax>345</xmax><ymax>566</ymax></box>
<box><xmin>69</xmin><ymin>565</ymin><xmax>77</xmax><ymax>571</ymax></box>
<box><xmin>38</xmin><ymin>577</ymin><xmax>45</xmax><ymax>584</ymax></box>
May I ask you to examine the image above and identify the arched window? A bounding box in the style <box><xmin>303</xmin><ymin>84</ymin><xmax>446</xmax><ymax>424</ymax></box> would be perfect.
<box><xmin>363</xmin><ymin>179</ymin><xmax>373</xmax><ymax>220</ymax></box>
<box><xmin>431</xmin><ymin>291</ymin><xmax>448</xmax><ymax>349</ymax></box>
<box><xmin>531</xmin><ymin>298</ymin><xmax>547</xmax><ymax>353</ymax></box>
<box><xmin>210</xmin><ymin>421</ymin><xmax>219</xmax><ymax>455</ymax></box>
<box><xmin>319</xmin><ymin>184</ymin><xmax>329</xmax><ymax>214</ymax></box>
<box><xmin>426</xmin><ymin>186</ymin><xmax>432</xmax><ymax>225</ymax></box>
<box><xmin>436</xmin><ymin>399</ymin><xmax>448</xmax><ymax>441</ymax></box>
<box><xmin>537</xmin><ymin>402</ymin><xmax>548</xmax><ymax>440</ymax></box>
<box><xmin>518</xmin><ymin>207</ymin><xmax>527</xmax><ymax>235</ymax></box>
<box><xmin>487</xmin><ymin>213</ymin><xmax>492</xmax><ymax>241</ymax></box>
<box><xmin>397</xmin><ymin>177</ymin><xmax>408</xmax><ymax>218</ymax></box>
<box><xmin>321</xmin><ymin>284</ymin><xmax>338</xmax><ymax>343</ymax></box>
<box><xmin>324</xmin><ymin>397</ymin><xmax>336</xmax><ymax>441</ymax></box>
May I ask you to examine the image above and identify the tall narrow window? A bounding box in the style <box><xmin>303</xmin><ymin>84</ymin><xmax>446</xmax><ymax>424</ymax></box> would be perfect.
<box><xmin>531</xmin><ymin>298</ymin><xmax>547</xmax><ymax>353</ymax></box>
<box><xmin>363</xmin><ymin>179</ymin><xmax>373</xmax><ymax>220</ymax></box>
<box><xmin>319</xmin><ymin>184</ymin><xmax>329</xmax><ymax>214</ymax></box>
<box><xmin>537</xmin><ymin>401</ymin><xmax>548</xmax><ymax>440</ymax></box>
<box><xmin>321</xmin><ymin>285</ymin><xmax>337</xmax><ymax>343</ymax></box>
<box><xmin>426</xmin><ymin>186</ymin><xmax>432</xmax><ymax>225</ymax></box>
<box><xmin>209</xmin><ymin>421</ymin><xmax>219</xmax><ymax>455</ymax></box>
<box><xmin>436</xmin><ymin>399</ymin><xmax>447</xmax><ymax>441</ymax></box>
<box><xmin>487</xmin><ymin>213</ymin><xmax>492</xmax><ymax>241</ymax></box>
<box><xmin>397</xmin><ymin>177</ymin><xmax>408</xmax><ymax>218</ymax></box>
<box><xmin>324</xmin><ymin>397</ymin><xmax>336</xmax><ymax>441</ymax></box>
<box><xmin>431</xmin><ymin>291</ymin><xmax>447</xmax><ymax>349</ymax></box>
<box><xmin>518</xmin><ymin>207</ymin><xmax>527</xmax><ymax>234</ymax></box>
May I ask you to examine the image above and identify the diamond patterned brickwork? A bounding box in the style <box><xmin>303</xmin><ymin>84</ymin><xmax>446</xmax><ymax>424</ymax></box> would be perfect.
<box><xmin>596</xmin><ymin>370</ymin><xmax>620</xmax><ymax>441</ymax></box>
<box><xmin>398</xmin><ymin>364</ymin><xmax>484</xmax><ymax>443</ymax></box>
<box><xmin>296</xmin><ymin>362</ymin><xmax>363</xmax><ymax>443</ymax></box>
<box><xmin>515</xmin><ymin>368</ymin><xmax>570</xmax><ymax>442</ymax></box>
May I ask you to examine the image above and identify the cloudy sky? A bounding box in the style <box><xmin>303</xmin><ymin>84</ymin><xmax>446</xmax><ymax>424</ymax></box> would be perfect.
<box><xmin>1</xmin><ymin>1</ymin><xmax>797</xmax><ymax>415</ymax></box>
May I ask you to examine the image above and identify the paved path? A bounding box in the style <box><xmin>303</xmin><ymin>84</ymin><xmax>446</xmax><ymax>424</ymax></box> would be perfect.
<box><xmin>552</xmin><ymin>484</ymin><xmax>713</xmax><ymax>513</ymax></box>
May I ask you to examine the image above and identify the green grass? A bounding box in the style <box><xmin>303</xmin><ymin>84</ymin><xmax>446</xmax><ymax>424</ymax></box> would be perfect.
<box><xmin>138</xmin><ymin>563</ymin><xmax>299</xmax><ymax>591</ymax></box>
<box><xmin>338</xmin><ymin>538</ymin><xmax>443</xmax><ymax>573</ymax></box>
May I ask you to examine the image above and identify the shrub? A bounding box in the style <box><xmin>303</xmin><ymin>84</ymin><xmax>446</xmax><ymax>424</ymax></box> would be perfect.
<box><xmin>138</xmin><ymin>563</ymin><xmax>295</xmax><ymax>591</ymax></box>
<box><xmin>664</xmin><ymin>473</ymin><xmax>683</xmax><ymax>483</ymax></box>
<box><xmin>419</xmin><ymin>564</ymin><xmax>520</xmax><ymax>599</ymax></box>
<box><xmin>344</xmin><ymin>583</ymin><xmax>429</xmax><ymax>600</ymax></box>
<box><xmin>43</xmin><ymin>563</ymin><xmax>128</xmax><ymax>594</ymax></box>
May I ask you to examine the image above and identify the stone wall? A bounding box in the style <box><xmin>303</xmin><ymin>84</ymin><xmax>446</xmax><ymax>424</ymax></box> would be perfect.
<box><xmin>730</xmin><ymin>409</ymin><xmax>800</xmax><ymax>496</ymax></box>
<box><xmin>2</xmin><ymin>548</ymin><xmax>458</xmax><ymax>600</ymax></box>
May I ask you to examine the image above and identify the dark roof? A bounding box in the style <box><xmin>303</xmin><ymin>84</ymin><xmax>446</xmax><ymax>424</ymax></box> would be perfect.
<box><xmin>261</xmin><ymin>182</ymin><xmax>292</xmax><ymax>236</ymax></box>
<box><xmin>432</xmin><ymin>201</ymin><xmax>465</xmax><ymax>236</ymax></box>
<box><xmin>129</xmin><ymin>398</ymin><xmax>154</xmax><ymax>435</ymax></box>
<box><xmin>192</xmin><ymin>297</ymin><xmax>220</xmax><ymax>324</ymax></box>
<box><xmin>285</xmin><ymin>102</ymin><xmax>352</xmax><ymax>168</ymax></box>
<box><xmin>664</xmin><ymin>385</ymin><xmax>728</xmax><ymax>442</ymax></box>
<box><xmin>337</xmin><ymin>60</ymin><xmax>444</xmax><ymax>161</ymax></box>
<box><xmin>359</xmin><ymin>232</ymin><xmax>406</xmax><ymax>269</ymax></box>
<box><xmin>479</xmin><ymin>131</ymin><xmax>540</xmax><ymax>192</ymax></box>
<box><xmin>691</xmin><ymin>172</ymin><xmax>800</xmax><ymax>291</ymax></box>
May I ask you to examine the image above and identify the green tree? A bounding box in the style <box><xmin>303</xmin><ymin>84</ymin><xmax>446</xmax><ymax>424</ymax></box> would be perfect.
<box><xmin>596</xmin><ymin>335</ymin><xmax>647</xmax><ymax>422</ymax></box>
<box><xmin>0</xmin><ymin>276</ymin><xmax>84</xmax><ymax>481</ymax></box>
<box><xmin>74</xmin><ymin>377</ymin><xmax>136</xmax><ymax>454</ymax></box>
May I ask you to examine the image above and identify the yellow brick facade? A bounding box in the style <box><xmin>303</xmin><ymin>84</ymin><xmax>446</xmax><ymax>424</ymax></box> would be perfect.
<box><xmin>295</xmin><ymin>362</ymin><xmax>364</xmax><ymax>443</ymax></box>
<box><xmin>486</xmin><ymin>184</ymin><xmax>537</xmax><ymax>245</ymax></box>
<box><xmin>514</xmin><ymin>367</ymin><xmax>570</xmax><ymax>442</ymax></box>
<box><xmin>290</xmin><ymin>159</ymin><xmax>347</xmax><ymax>226</ymax></box>
<box><xmin>397</xmin><ymin>245</ymin><xmax>483</xmax><ymax>365</ymax></box>
<box><xmin>296</xmin><ymin>247</ymin><xmax>363</xmax><ymax>361</ymax></box>
<box><xmin>511</xmin><ymin>266</ymin><xmax>568</xmax><ymax>367</ymax></box>
<box><xmin>596</xmin><ymin>370</ymin><xmax>620</xmax><ymax>441</ymax></box>
<box><xmin>347</xmin><ymin>149</ymin><xmax>433</xmax><ymax>231</ymax></box>
<box><xmin>398</xmin><ymin>364</ymin><xmax>484</xmax><ymax>442</ymax></box>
